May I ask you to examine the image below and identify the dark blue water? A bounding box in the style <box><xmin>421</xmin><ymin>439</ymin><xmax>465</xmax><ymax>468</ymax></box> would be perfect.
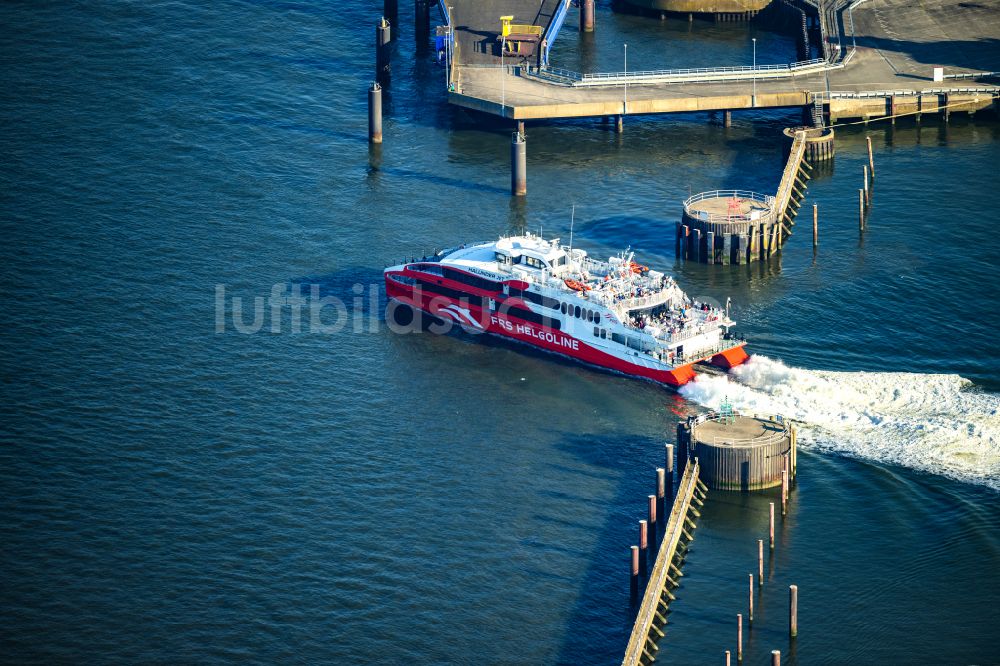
<box><xmin>2</xmin><ymin>1</ymin><xmax>998</xmax><ymax>664</ymax></box>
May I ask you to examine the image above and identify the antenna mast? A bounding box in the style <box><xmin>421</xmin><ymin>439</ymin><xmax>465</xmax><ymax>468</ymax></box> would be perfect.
<box><xmin>569</xmin><ymin>204</ymin><xmax>575</xmax><ymax>252</ymax></box>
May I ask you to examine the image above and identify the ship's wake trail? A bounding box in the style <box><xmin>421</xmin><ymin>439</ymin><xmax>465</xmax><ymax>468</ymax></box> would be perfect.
<box><xmin>679</xmin><ymin>355</ymin><xmax>1000</xmax><ymax>490</ymax></box>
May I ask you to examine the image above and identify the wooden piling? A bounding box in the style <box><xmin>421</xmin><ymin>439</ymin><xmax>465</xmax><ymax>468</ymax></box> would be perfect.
<box><xmin>665</xmin><ymin>444</ymin><xmax>675</xmax><ymax>500</ymax></box>
<box><xmin>368</xmin><ymin>82</ymin><xmax>383</xmax><ymax>144</ymax></box>
<box><xmin>657</xmin><ymin>468</ymin><xmax>666</xmax><ymax>513</ymax></box>
<box><xmin>791</xmin><ymin>425</ymin><xmax>797</xmax><ymax>479</ymax></box>
<box><xmin>639</xmin><ymin>519</ymin><xmax>648</xmax><ymax>551</ymax></box>
<box><xmin>724</xmin><ymin>110</ymin><xmax>732</xmax><ymax>128</ymax></box>
<box><xmin>749</xmin><ymin>574</ymin><xmax>754</xmax><ymax>622</ymax></box>
<box><xmin>706</xmin><ymin>230</ymin><xmax>715</xmax><ymax>264</ymax></box>
<box><xmin>737</xmin><ymin>613</ymin><xmax>743</xmax><ymax>662</ymax></box>
<box><xmin>616</xmin><ymin>115</ymin><xmax>623</xmax><ymax>133</ymax></box>
<box><xmin>812</xmin><ymin>204</ymin><xmax>818</xmax><ymax>248</ymax></box>
<box><xmin>623</xmin><ymin>460</ymin><xmax>703</xmax><ymax>665</ymax></box>
<box><xmin>772</xmin><ymin>650</ymin><xmax>781</xmax><ymax>666</ymax></box>
<box><xmin>511</xmin><ymin>132</ymin><xmax>526</xmax><ymax>196</ymax></box>
<box><xmin>858</xmin><ymin>189</ymin><xmax>865</xmax><ymax>231</ymax></box>
<box><xmin>863</xmin><ymin>165</ymin><xmax>870</xmax><ymax>208</ymax></box>
<box><xmin>694</xmin><ymin>229</ymin><xmax>703</xmax><ymax>263</ymax></box>
<box><xmin>789</xmin><ymin>584</ymin><xmax>798</xmax><ymax>637</ymax></box>
<box><xmin>758</xmin><ymin>539</ymin><xmax>764</xmax><ymax>583</ymax></box>
<box><xmin>580</xmin><ymin>0</ymin><xmax>595</xmax><ymax>32</ymax></box>
<box><xmin>725</xmin><ymin>650</ymin><xmax>731</xmax><ymax>666</ymax></box>
<box><xmin>648</xmin><ymin>494</ymin><xmax>657</xmax><ymax>527</ymax></box>
<box><xmin>516</xmin><ymin>120</ymin><xmax>525</xmax><ymax>136</ymax></box>
<box><xmin>781</xmin><ymin>470</ymin><xmax>788</xmax><ymax>515</ymax></box>
<box><xmin>769</xmin><ymin>502</ymin><xmax>775</xmax><ymax>548</ymax></box>
<box><xmin>783</xmin><ymin>455</ymin><xmax>789</xmax><ymax>497</ymax></box>
<box><xmin>866</xmin><ymin>136</ymin><xmax>875</xmax><ymax>180</ymax></box>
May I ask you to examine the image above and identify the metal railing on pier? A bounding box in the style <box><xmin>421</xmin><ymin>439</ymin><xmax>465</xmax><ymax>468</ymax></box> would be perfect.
<box><xmin>682</xmin><ymin>190</ymin><xmax>776</xmax><ymax>227</ymax></box>
<box><xmin>523</xmin><ymin>58</ymin><xmax>832</xmax><ymax>88</ymax></box>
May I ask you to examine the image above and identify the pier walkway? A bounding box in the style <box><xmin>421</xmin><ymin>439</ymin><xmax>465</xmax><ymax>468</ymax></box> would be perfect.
<box><xmin>444</xmin><ymin>0</ymin><xmax>1000</xmax><ymax>123</ymax></box>
<box><xmin>449</xmin><ymin>0</ymin><xmax>563</xmax><ymax>67</ymax></box>
<box><xmin>622</xmin><ymin>459</ymin><xmax>706</xmax><ymax>665</ymax></box>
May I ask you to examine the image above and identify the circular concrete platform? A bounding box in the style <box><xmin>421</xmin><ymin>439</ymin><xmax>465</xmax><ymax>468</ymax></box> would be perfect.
<box><xmin>678</xmin><ymin>412</ymin><xmax>795</xmax><ymax>491</ymax></box>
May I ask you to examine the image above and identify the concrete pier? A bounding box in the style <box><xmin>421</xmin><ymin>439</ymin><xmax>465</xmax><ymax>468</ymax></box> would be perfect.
<box><xmin>415</xmin><ymin>0</ymin><xmax>431</xmax><ymax>48</ymax></box>
<box><xmin>376</xmin><ymin>17</ymin><xmax>391</xmax><ymax>87</ymax></box>
<box><xmin>368</xmin><ymin>82</ymin><xmax>383</xmax><ymax>144</ymax></box>
<box><xmin>581</xmin><ymin>0</ymin><xmax>595</xmax><ymax>32</ymax></box>
<box><xmin>511</xmin><ymin>131</ymin><xmax>526</xmax><ymax>196</ymax></box>
<box><xmin>444</xmin><ymin>0</ymin><xmax>999</xmax><ymax>124</ymax></box>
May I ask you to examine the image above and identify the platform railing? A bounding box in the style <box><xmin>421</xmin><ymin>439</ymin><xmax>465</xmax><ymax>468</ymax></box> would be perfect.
<box><xmin>682</xmin><ymin>190</ymin><xmax>776</xmax><ymax>225</ymax></box>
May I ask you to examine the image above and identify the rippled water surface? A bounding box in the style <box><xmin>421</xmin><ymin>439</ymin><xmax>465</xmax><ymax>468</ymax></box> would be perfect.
<box><xmin>2</xmin><ymin>1</ymin><xmax>998</xmax><ymax>664</ymax></box>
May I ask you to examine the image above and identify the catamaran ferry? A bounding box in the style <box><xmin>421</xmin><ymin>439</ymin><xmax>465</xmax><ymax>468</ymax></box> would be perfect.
<box><xmin>384</xmin><ymin>233</ymin><xmax>748</xmax><ymax>386</ymax></box>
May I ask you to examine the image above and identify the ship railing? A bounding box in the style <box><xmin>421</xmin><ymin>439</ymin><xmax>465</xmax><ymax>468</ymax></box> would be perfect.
<box><xmin>611</xmin><ymin>289</ymin><xmax>674</xmax><ymax>316</ymax></box>
<box><xmin>668</xmin><ymin>337</ymin><xmax>746</xmax><ymax>362</ymax></box>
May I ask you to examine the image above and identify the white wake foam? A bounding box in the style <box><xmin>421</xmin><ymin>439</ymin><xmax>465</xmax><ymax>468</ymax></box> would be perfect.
<box><xmin>679</xmin><ymin>355</ymin><xmax>1000</xmax><ymax>490</ymax></box>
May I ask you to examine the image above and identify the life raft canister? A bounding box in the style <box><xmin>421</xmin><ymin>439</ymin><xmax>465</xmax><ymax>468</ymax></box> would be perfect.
<box><xmin>564</xmin><ymin>279</ymin><xmax>591</xmax><ymax>292</ymax></box>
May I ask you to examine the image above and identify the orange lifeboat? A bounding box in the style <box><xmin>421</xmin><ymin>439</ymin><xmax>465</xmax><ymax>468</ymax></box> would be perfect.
<box><xmin>630</xmin><ymin>261</ymin><xmax>649</xmax><ymax>274</ymax></box>
<box><xmin>564</xmin><ymin>279</ymin><xmax>591</xmax><ymax>292</ymax></box>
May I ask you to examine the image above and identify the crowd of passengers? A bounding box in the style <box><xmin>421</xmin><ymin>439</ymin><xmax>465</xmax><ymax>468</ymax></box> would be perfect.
<box><xmin>626</xmin><ymin>301</ymin><xmax>725</xmax><ymax>336</ymax></box>
<box><xmin>601</xmin><ymin>274</ymin><xmax>676</xmax><ymax>303</ymax></box>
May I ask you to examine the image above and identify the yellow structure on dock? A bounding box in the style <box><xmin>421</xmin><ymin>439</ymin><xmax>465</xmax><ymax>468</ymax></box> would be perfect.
<box><xmin>499</xmin><ymin>15</ymin><xmax>543</xmax><ymax>58</ymax></box>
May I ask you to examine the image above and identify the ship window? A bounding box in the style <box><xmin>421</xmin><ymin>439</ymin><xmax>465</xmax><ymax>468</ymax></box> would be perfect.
<box><xmin>574</xmin><ymin>305</ymin><xmax>581</xmax><ymax>318</ymax></box>
<box><xmin>507</xmin><ymin>306</ymin><xmax>561</xmax><ymax>330</ymax></box>
<box><xmin>442</xmin><ymin>267</ymin><xmax>502</xmax><ymax>292</ymax></box>
<box><xmin>523</xmin><ymin>256</ymin><xmax>547</xmax><ymax>269</ymax></box>
<box><xmin>560</xmin><ymin>302</ymin><xmax>567</xmax><ymax>314</ymax></box>
<box><xmin>511</xmin><ymin>289</ymin><xmax>561</xmax><ymax>310</ymax></box>
<box><xmin>413</xmin><ymin>263</ymin><xmax>444</xmax><ymax>276</ymax></box>
<box><xmin>387</xmin><ymin>273</ymin><xmax>418</xmax><ymax>286</ymax></box>
<box><xmin>611</xmin><ymin>332</ymin><xmax>626</xmax><ymax>345</ymax></box>
<box><xmin>594</xmin><ymin>326</ymin><xmax>600</xmax><ymax>337</ymax></box>
<box><xmin>411</xmin><ymin>278</ymin><xmax>488</xmax><ymax>307</ymax></box>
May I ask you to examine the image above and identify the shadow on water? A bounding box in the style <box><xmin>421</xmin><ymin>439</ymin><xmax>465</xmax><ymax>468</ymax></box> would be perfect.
<box><xmin>546</xmin><ymin>431</ymin><xmax>666</xmax><ymax>665</ymax></box>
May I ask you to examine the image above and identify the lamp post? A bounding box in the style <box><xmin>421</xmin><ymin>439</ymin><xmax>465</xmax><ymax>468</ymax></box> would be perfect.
<box><xmin>623</xmin><ymin>42</ymin><xmax>628</xmax><ymax>114</ymax></box>
<box><xmin>752</xmin><ymin>37</ymin><xmax>757</xmax><ymax>107</ymax></box>
<box><xmin>446</xmin><ymin>6</ymin><xmax>453</xmax><ymax>89</ymax></box>
<box><xmin>501</xmin><ymin>34</ymin><xmax>506</xmax><ymax>113</ymax></box>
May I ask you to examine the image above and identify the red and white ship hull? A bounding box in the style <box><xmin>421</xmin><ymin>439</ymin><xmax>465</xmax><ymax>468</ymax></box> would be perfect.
<box><xmin>385</xmin><ymin>276</ymin><xmax>747</xmax><ymax>387</ymax></box>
